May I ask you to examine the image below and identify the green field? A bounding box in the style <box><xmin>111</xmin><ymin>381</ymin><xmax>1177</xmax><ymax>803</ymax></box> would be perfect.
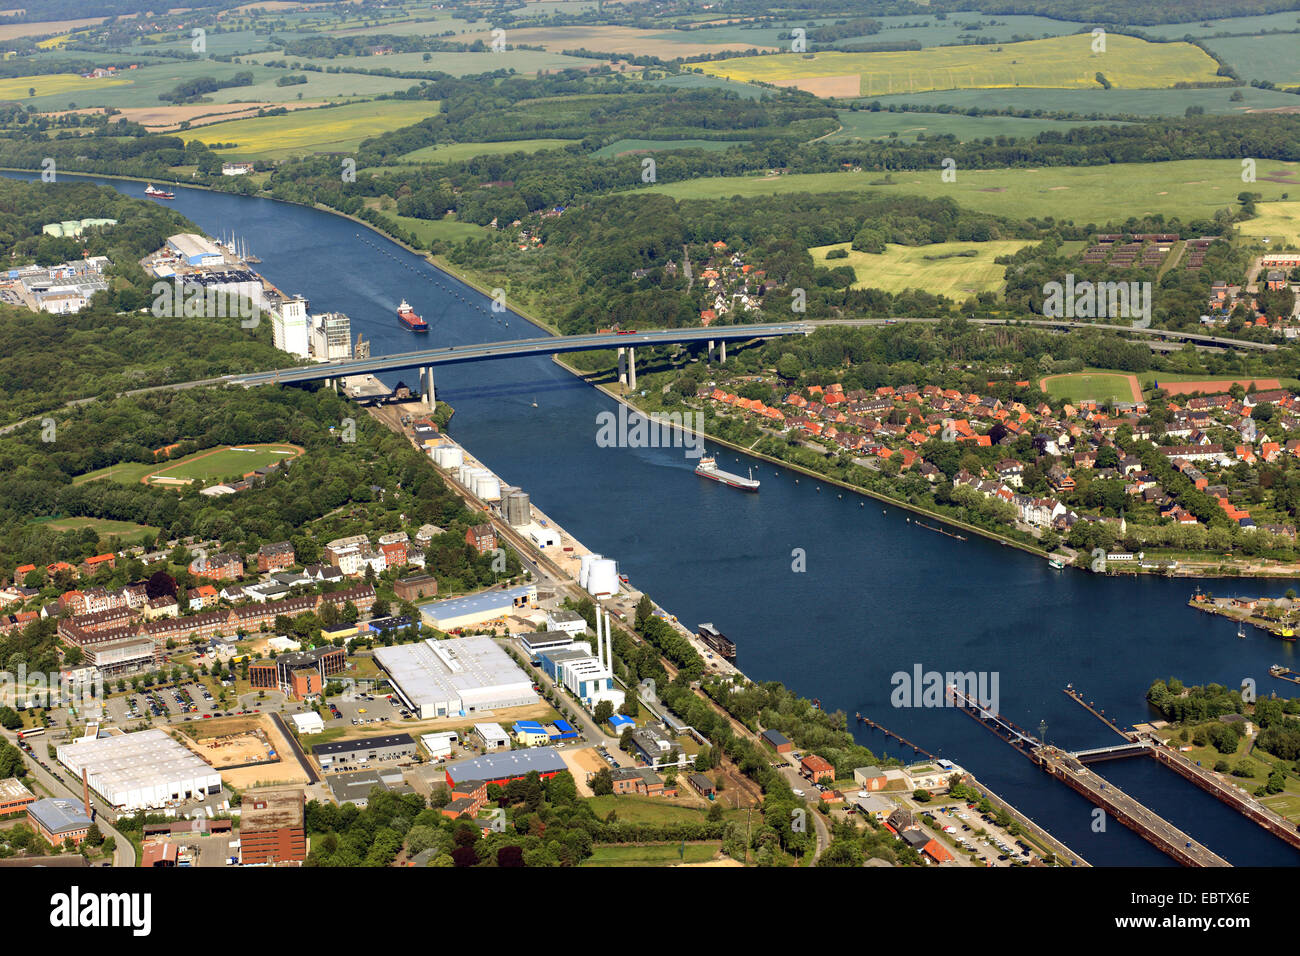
<box><xmin>73</xmin><ymin>461</ymin><xmax>158</xmax><ymax>485</ymax></box>
<box><xmin>246</xmin><ymin>49</ymin><xmax>600</xmax><ymax>77</ymax></box>
<box><xmin>584</xmin><ymin>795</ymin><xmax>716</xmax><ymax>824</ymax></box>
<box><xmin>1201</xmin><ymin>34</ymin><xmax>1300</xmax><ymax>87</ymax></box>
<box><xmin>199</xmin><ymin>100</ymin><xmax>441</xmax><ymax>159</ymax></box>
<box><xmin>392</xmin><ymin>138</ymin><xmax>576</xmax><ymax>164</ymax></box>
<box><xmin>148</xmin><ymin>444</ymin><xmax>302</xmax><ymax>484</ymax></box>
<box><xmin>591</xmin><ymin>138</ymin><xmax>749</xmax><ymax>158</ymax></box>
<box><xmin>826</xmin><ymin>108</ymin><xmax>1126</xmax><ymax>143</ymax></box>
<box><xmin>701</xmin><ymin>35</ymin><xmax>1222</xmax><ymax>97</ymax></box>
<box><xmin>648</xmin><ymin>159</ymin><xmax>1300</xmax><ymax>225</ymax></box>
<box><xmin>582</xmin><ymin>842</ymin><xmax>723</xmax><ymax>866</ymax></box>
<box><xmin>1238</xmin><ymin>202</ymin><xmax>1300</xmax><ymax>249</ymax></box>
<box><xmin>860</xmin><ymin>84</ymin><xmax>1300</xmax><ymax>118</ymax></box>
<box><xmin>29</xmin><ymin>516</ymin><xmax>158</xmax><ymax>543</ymax></box>
<box><xmin>1040</xmin><ymin>372</ymin><xmax>1138</xmax><ymax>404</ymax></box>
<box><xmin>810</xmin><ymin>239</ymin><xmax>1031</xmax><ymax>297</ymax></box>
<box><xmin>391</xmin><ymin>213</ymin><xmax>486</xmax><ymax>244</ymax></box>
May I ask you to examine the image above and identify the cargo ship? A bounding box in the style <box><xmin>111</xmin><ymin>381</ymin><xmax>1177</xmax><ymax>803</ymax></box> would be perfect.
<box><xmin>698</xmin><ymin>623</ymin><xmax>737</xmax><ymax>660</ymax></box>
<box><xmin>144</xmin><ymin>184</ymin><xmax>174</xmax><ymax>199</ymax></box>
<box><xmin>396</xmin><ymin>299</ymin><xmax>428</xmax><ymax>332</ymax></box>
<box><xmin>694</xmin><ymin>456</ymin><xmax>759</xmax><ymax>491</ymax></box>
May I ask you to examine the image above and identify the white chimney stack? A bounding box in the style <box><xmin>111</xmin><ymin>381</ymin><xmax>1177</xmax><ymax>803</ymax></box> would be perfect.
<box><xmin>593</xmin><ymin>605</ymin><xmax>603</xmax><ymax>665</ymax></box>
<box><xmin>603</xmin><ymin>608</ymin><xmax>612</xmax><ymax>671</ymax></box>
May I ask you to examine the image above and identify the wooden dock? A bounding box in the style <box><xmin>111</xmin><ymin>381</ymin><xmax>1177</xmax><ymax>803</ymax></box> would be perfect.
<box><xmin>854</xmin><ymin>713</ymin><xmax>938</xmax><ymax>760</ymax></box>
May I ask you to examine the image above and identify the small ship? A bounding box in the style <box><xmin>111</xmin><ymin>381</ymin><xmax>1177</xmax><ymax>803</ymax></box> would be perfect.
<box><xmin>695</xmin><ymin>456</ymin><xmax>759</xmax><ymax>491</ymax></box>
<box><xmin>144</xmin><ymin>184</ymin><xmax>174</xmax><ymax>199</ymax></box>
<box><xmin>697</xmin><ymin>623</ymin><xmax>737</xmax><ymax>660</ymax></box>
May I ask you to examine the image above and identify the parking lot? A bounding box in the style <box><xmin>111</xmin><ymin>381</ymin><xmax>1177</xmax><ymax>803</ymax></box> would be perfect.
<box><xmin>924</xmin><ymin>802</ymin><xmax>1041</xmax><ymax>866</ymax></box>
<box><xmin>329</xmin><ymin>691</ymin><xmax>404</xmax><ymax>728</ymax></box>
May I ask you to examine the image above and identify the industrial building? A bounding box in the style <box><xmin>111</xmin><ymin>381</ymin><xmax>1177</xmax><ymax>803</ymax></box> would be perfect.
<box><xmin>420</xmin><ymin>584</ymin><xmax>536</xmax><ymax>630</ymax></box>
<box><xmin>0</xmin><ymin>777</ymin><xmax>35</xmax><ymax>817</ymax></box>
<box><xmin>166</xmin><ymin>233</ymin><xmax>224</xmax><ymax>267</ymax></box>
<box><xmin>310</xmin><ymin>310</ymin><xmax>352</xmax><ymax>361</ymax></box>
<box><xmin>313</xmin><ymin>733</ymin><xmax>417</xmax><ymax>772</ymax></box>
<box><xmin>249</xmin><ymin>645</ymin><xmax>346</xmax><ymax>700</ymax></box>
<box><xmin>472</xmin><ymin>722</ymin><xmax>510</xmax><ymax>751</ymax></box>
<box><xmin>512</xmin><ymin>721</ymin><xmax>549</xmax><ymax>747</ymax></box>
<box><xmin>291</xmin><ymin>711</ymin><xmax>325</xmax><ymax>735</ymax></box>
<box><xmin>536</xmin><ymin>606</ymin><xmax>623</xmax><ymax>712</ymax></box>
<box><xmin>420</xmin><ymin>731</ymin><xmax>459</xmax><ymax>760</ymax></box>
<box><xmin>546</xmin><ymin>608</ymin><xmax>587</xmax><ymax>636</ymax></box>
<box><xmin>374</xmin><ymin>636</ymin><xmax>536</xmax><ymax>719</ymax></box>
<box><xmin>42</xmin><ymin>218</ymin><xmax>116</xmax><ymax>238</ymax></box>
<box><xmin>239</xmin><ymin>787</ymin><xmax>306</xmax><ymax>866</ymax></box>
<box><xmin>519</xmin><ymin>631</ymin><xmax>574</xmax><ymax>658</ymax></box>
<box><xmin>269</xmin><ymin>292</ymin><xmax>310</xmax><ymax>358</ymax></box>
<box><xmin>56</xmin><ymin>729</ymin><xmax>222</xmax><ymax>812</ymax></box>
<box><xmin>443</xmin><ymin>747</ymin><xmax>568</xmax><ymax>788</ymax></box>
<box><xmin>84</xmin><ymin>637</ymin><xmax>158</xmax><ymax>677</ymax></box>
<box><xmin>326</xmin><ymin>768</ymin><xmax>412</xmax><ymax>806</ymax></box>
<box><xmin>26</xmin><ymin>798</ymin><xmax>93</xmax><ymax>847</ymax></box>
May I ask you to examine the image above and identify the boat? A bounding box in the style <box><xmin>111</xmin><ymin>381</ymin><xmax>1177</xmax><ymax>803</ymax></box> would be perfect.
<box><xmin>1238</xmin><ymin>623</ymin><xmax>1246</xmax><ymax>639</ymax></box>
<box><xmin>396</xmin><ymin>299</ymin><xmax>429</xmax><ymax>332</ymax></box>
<box><xmin>697</xmin><ymin>622</ymin><xmax>736</xmax><ymax>660</ymax></box>
<box><xmin>144</xmin><ymin>184</ymin><xmax>174</xmax><ymax>199</ymax></box>
<box><xmin>1048</xmin><ymin>558</ymin><xmax>1065</xmax><ymax>570</ymax></box>
<box><xmin>694</xmin><ymin>456</ymin><xmax>759</xmax><ymax>491</ymax></box>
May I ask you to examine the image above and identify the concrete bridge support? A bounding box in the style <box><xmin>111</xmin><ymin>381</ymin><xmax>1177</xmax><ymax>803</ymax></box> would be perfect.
<box><xmin>420</xmin><ymin>365</ymin><xmax>435</xmax><ymax>408</ymax></box>
<box><xmin>617</xmin><ymin>347</ymin><xmax>627</xmax><ymax>386</ymax></box>
<box><xmin>719</xmin><ymin>340</ymin><xmax>726</xmax><ymax>363</ymax></box>
<box><xmin>627</xmin><ymin>347</ymin><xmax>636</xmax><ymax>390</ymax></box>
<box><xmin>707</xmin><ymin>339</ymin><xmax>714</xmax><ymax>363</ymax></box>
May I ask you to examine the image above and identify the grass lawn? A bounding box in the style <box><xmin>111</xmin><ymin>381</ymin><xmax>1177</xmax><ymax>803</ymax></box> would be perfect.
<box><xmin>147</xmin><ymin>443</ymin><xmax>302</xmax><ymax>485</ymax></box>
<box><xmin>701</xmin><ymin>34</ymin><xmax>1221</xmax><ymax>97</ymax></box>
<box><xmin>29</xmin><ymin>516</ymin><xmax>158</xmax><ymax>544</ymax></box>
<box><xmin>73</xmin><ymin>461</ymin><xmax>157</xmax><ymax>485</ymax></box>
<box><xmin>391</xmin><ymin>213</ymin><xmax>486</xmax><ymax>245</ymax></box>
<box><xmin>647</xmin><ymin>159</ymin><xmax>1299</xmax><ymax>226</ymax></box>
<box><xmin>810</xmin><ymin>239</ymin><xmax>1030</xmax><ymax>297</ymax></box>
<box><xmin>582</xmin><ymin>841</ymin><xmax>722</xmax><ymax>866</ymax></box>
<box><xmin>199</xmin><ymin>100</ymin><xmax>441</xmax><ymax>159</ymax></box>
<box><xmin>1040</xmin><ymin>371</ymin><xmax>1139</xmax><ymax>404</ymax></box>
<box><xmin>591</xmin><ymin>138</ymin><xmax>748</xmax><ymax>158</ymax></box>
<box><xmin>1238</xmin><ymin>202</ymin><xmax>1300</xmax><ymax>249</ymax></box>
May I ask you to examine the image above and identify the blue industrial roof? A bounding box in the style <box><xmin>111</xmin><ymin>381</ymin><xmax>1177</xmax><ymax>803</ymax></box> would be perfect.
<box><xmin>28</xmin><ymin>798</ymin><xmax>92</xmax><ymax>834</ymax></box>
<box><xmin>421</xmin><ymin>585</ymin><xmax>533</xmax><ymax>621</ymax></box>
<box><xmin>552</xmin><ymin>719</ymin><xmax>575</xmax><ymax>734</ymax></box>
<box><xmin>608</xmin><ymin>714</ymin><xmax>634</xmax><ymax>729</ymax></box>
<box><xmin>513</xmin><ymin>720</ymin><xmax>546</xmax><ymax>733</ymax></box>
<box><xmin>445</xmin><ymin>747</ymin><xmax>567</xmax><ymax>784</ymax></box>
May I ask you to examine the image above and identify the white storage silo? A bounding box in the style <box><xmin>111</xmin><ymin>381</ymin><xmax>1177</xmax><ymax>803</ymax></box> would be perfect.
<box><xmin>435</xmin><ymin>445</ymin><xmax>463</xmax><ymax>469</ymax></box>
<box><xmin>586</xmin><ymin>558</ymin><xmax>619</xmax><ymax>597</ymax></box>
<box><xmin>579</xmin><ymin>553</ymin><xmax>601</xmax><ymax>589</ymax></box>
<box><xmin>474</xmin><ymin>475</ymin><xmax>501</xmax><ymax>501</ymax></box>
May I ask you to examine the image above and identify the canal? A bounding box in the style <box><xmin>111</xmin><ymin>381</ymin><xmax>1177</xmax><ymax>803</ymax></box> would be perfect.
<box><xmin>22</xmin><ymin>172</ymin><xmax>1300</xmax><ymax>867</ymax></box>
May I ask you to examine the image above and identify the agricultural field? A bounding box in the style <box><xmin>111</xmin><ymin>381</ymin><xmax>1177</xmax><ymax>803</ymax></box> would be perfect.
<box><xmin>28</xmin><ymin>516</ymin><xmax>158</xmax><ymax>543</ymax></box>
<box><xmin>198</xmin><ymin>100</ymin><xmax>441</xmax><ymax>159</ymax></box>
<box><xmin>390</xmin><ymin>213</ymin><xmax>486</xmax><ymax>245</ymax></box>
<box><xmin>591</xmin><ymin>138</ymin><xmax>748</xmax><ymax>158</ymax></box>
<box><xmin>390</xmin><ymin>138</ymin><xmax>576</xmax><ymax>164</ymax></box>
<box><xmin>809</xmin><ymin>239</ymin><xmax>1032</xmax><ymax>297</ymax></box>
<box><xmin>647</xmin><ymin>72</ymin><xmax>767</xmax><ymax>99</ymax></box>
<box><xmin>1040</xmin><ymin>372</ymin><xmax>1142</xmax><ymax>404</ymax></box>
<box><xmin>1238</xmin><ymin>202</ymin><xmax>1300</xmax><ymax>249</ymax></box>
<box><xmin>700</xmin><ymin>35</ymin><xmax>1224</xmax><ymax>98</ymax></box>
<box><xmin>825</xmin><ymin>108</ymin><xmax>1126</xmax><ymax>143</ymax></box>
<box><xmin>861</xmin><ymin>85</ymin><xmax>1300</xmax><ymax>117</ymax></box>
<box><xmin>144</xmin><ymin>443</ymin><xmax>303</xmax><ymax>485</ymax></box>
<box><xmin>468</xmin><ymin>24</ymin><xmax>780</xmax><ymax>58</ymax></box>
<box><xmin>0</xmin><ymin>17</ymin><xmax>106</xmax><ymax>42</ymax></box>
<box><xmin>648</xmin><ymin>159</ymin><xmax>1300</xmax><ymax>224</ymax></box>
<box><xmin>1139</xmin><ymin>11</ymin><xmax>1300</xmax><ymax>39</ymax></box>
<box><xmin>244</xmin><ymin>49</ymin><xmax>606</xmax><ymax>77</ymax></box>
<box><xmin>1202</xmin><ymin>34</ymin><xmax>1300</xmax><ymax>88</ymax></box>
<box><xmin>0</xmin><ymin>73</ymin><xmax>129</xmax><ymax>102</ymax></box>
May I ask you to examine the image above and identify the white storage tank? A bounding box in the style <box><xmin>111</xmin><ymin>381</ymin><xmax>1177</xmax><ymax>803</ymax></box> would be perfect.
<box><xmin>474</xmin><ymin>475</ymin><xmax>501</xmax><ymax>501</ymax></box>
<box><xmin>579</xmin><ymin>553</ymin><xmax>601</xmax><ymax>589</ymax></box>
<box><xmin>586</xmin><ymin>559</ymin><xmax>620</xmax><ymax>597</ymax></box>
<box><xmin>457</xmin><ymin>464</ymin><xmax>477</xmax><ymax>485</ymax></box>
<box><xmin>434</xmin><ymin>445</ymin><xmax>463</xmax><ymax>469</ymax></box>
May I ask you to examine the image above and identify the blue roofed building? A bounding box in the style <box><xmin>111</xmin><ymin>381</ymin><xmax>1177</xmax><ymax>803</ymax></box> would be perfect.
<box><xmin>548</xmin><ymin>719</ymin><xmax>578</xmax><ymax>742</ymax></box>
<box><xmin>512</xmin><ymin>720</ymin><xmax>550</xmax><ymax>746</ymax></box>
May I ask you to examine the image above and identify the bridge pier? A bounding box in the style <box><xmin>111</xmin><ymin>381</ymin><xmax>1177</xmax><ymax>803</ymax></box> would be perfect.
<box><xmin>420</xmin><ymin>365</ymin><xmax>435</xmax><ymax>408</ymax></box>
<box><xmin>617</xmin><ymin>347</ymin><xmax>627</xmax><ymax>386</ymax></box>
<box><xmin>707</xmin><ymin>339</ymin><xmax>714</xmax><ymax>363</ymax></box>
<box><xmin>719</xmin><ymin>340</ymin><xmax>726</xmax><ymax>364</ymax></box>
<box><xmin>627</xmin><ymin>347</ymin><xmax>636</xmax><ymax>390</ymax></box>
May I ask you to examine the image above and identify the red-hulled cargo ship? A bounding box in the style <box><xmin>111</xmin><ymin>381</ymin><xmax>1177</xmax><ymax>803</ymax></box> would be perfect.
<box><xmin>397</xmin><ymin>299</ymin><xmax>428</xmax><ymax>332</ymax></box>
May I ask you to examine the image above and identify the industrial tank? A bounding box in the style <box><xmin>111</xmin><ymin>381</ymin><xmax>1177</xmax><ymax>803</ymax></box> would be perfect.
<box><xmin>586</xmin><ymin>558</ymin><xmax>620</xmax><ymax>597</ymax></box>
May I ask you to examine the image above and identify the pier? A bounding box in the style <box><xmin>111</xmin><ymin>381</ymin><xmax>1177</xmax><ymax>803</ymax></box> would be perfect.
<box><xmin>854</xmin><ymin>713</ymin><xmax>938</xmax><ymax>760</ymax></box>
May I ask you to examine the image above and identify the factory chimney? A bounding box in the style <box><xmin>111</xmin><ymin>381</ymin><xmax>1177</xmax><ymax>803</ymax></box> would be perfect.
<box><xmin>81</xmin><ymin>768</ymin><xmax>93</xmax><ymax>821</ymax></box>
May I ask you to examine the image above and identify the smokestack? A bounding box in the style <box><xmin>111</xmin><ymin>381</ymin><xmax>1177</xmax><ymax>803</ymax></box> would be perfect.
<box><xmin>593</xmin><ymin>605</ymin><xmax>602</xmax><ymax>666</ymax></box>
<box><xmin>81</xmin><ymin>768</ymin><xmax>92</xmax><ymax>820</ymax></box>
<box><xmin>603</xmin><ymin>608</ymin><xmax>612</xmax><ymax>671</ymax></box>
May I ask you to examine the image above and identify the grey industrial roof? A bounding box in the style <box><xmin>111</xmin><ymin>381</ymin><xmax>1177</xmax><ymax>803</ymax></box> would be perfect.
<box><xmin>314</xmin><ymin>733</ymin><xmax>414</xmax><ymax>756</ymax></box>
<box><xmin>27</xmin><ymin>798</ymin><xmax>92</xmax><ymax>834</ymax></box>
<box><xmin>445</xmin><ymin>747</ymin><xmax>567</xmax><ymax>783</ymax></box>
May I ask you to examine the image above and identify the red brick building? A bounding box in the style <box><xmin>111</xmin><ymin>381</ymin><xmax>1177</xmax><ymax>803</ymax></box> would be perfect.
<box><xmin>256</xmin><ymin>541</ymin><xmax>296</xmax><ymax>572</ymax></box>
<box><xmin>800</xmin><ymin>754</ymin><xmax>835</xmax><ymax>784</ymax></box>
<box><xmin>466</xmin><ymin>524</ymin><xmax>496</xmax><ymax>555</ymax></box>
<box><xmin>190</xmin><ymin>552</ymin><xmax>244</xmax><ymax>582</ymax></box>
<box><xmin>0</xmin><ymin>778</ymin><xmax>35</xmax><ymax>817</ymax></box>
<box><xmin>239</xmin><ymin>788</ymin><xmax>306</xmax><ymax>865</ymax></box>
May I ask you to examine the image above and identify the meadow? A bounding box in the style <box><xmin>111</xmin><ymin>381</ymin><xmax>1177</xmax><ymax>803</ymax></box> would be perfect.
<box><xmin>581</xmin><ymin>842</ymin><xmax>724</xmax><ymax>866</ymax></box>
<box><xmin>647</xmin><ymin>159</ymin><xmax>1300</xmax><ymax>225</ymax></box>
<box><xmin>199</xmin><ymin>100</ymin><xmax>441</xmax><ymax>159</ymax></box>
<box><xmin>1201</xmin><ymin>34</ymin><xmax>1300</xmax><ymax>87</ymax></box>
<box><xmin>591</xmin><ymin>138</ymin><xmax>749</xmax><ymax>158</ymax></box>
<box><xmin>245</xmin><ymin>49</ymin><xmax>604</xmax><ymax>77</ymax></box>
<box><xmin>0</xmin><ymin>73</ymin><xmax>129</xmax><ymax>102</ymax></box>
<box><xmin>1238</xmin><ymin>202</ymin><xmax>1300</xmax><ymax>249</ymax></box>
<box><xmin>809</xmin><ymin>239</ymin><xmax>1032</xmax><ymax>297</ymax></box>
<box><xmin>391</xmin><ymin>138</ymin><xmax>575</xmax><ymax>164</ymax></box>
<box><xmin>825</xmin><ymin>108</ymin><xmax>1126</xmax><ymax>143</ymax></box>
<box><xmin>701</xmin><ymin>35</ymin><xmax>1224</xmax><ymax>98</ymax></box>
<box><xmin>29</xmin><ymin>516</ymin><xmax>158</xmax><ymax>543</ymax></box>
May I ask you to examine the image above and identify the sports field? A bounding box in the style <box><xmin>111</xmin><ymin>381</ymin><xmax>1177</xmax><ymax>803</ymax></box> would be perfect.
<box><xmin>1238</xmin><ymin>202</ymin><xmax>1300</xmax><ymax>249</ymax></box>
<box><xmin>1039</xmin><ymin>372</ymin><xmax>1141</xmax><ymax>404</ymax></box>
<box><xmin>810</xmin><ymin>240</ymin><xmax>1031</xmax><ymax>297</ymax></box>
<box><xmin>199</xmin><ymin>100</ymin><xmax>441</xmax><ymax>159</ymax></box>
<box><xmin>144</xmin><ymin>443</ymin><xmax>303</xmax><ymax>485</ymax></box>
<box><xmin>700</xmin><ymin>35</ymin><xmax>1222</xmax><ymax>97</ymax></box>
<box><xmin>648</xmin><ymin>159</ymin><xmax>1300</xmax><ymax>224</ymax></box>
<box><xmin>1146</xmin><ymin>377</ymin><xmax>1283</xmax><ymax>397</ymax></box>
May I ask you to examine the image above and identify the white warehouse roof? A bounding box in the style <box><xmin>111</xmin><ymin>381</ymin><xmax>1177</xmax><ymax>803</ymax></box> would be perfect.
<box><xmin>56</xmin><ymin>729</ymin><xmax>222</xmax><ymax>812</ymax></box>
<box><xmin>374</xmin><ymin>636</ymin><xmax>536</xmax><ymax>719</ymax></box>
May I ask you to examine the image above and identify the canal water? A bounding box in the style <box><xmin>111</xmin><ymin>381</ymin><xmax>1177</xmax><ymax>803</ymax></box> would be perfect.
<box><xmin>23</xmin><ymin>172</ymin><xmax>1300</xmax><ymax>866</ymax></box>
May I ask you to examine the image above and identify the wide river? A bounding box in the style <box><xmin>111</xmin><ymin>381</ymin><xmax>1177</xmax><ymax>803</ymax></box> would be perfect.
<box><xmin>23</xmin><ymin>172</ymin><xmax>1300</xmax><ymax>866</ymax></box>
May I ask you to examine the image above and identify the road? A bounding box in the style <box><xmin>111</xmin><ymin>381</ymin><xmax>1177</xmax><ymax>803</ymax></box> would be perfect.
<box><xmin>0</xmin><ymin>728</ymin><xmax>136</xmax><ymax>868</ymax></box>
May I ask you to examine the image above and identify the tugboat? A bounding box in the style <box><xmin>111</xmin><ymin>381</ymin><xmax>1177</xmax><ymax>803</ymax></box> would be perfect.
<box><xmin>144</xmin><ymin>183</ymin><xmax>175</xmax><ymax>199</ymax></box>
<box><xmin>396</xmin><ymin>299</ymin><xmax>429</xmax><ymax>332</ymax></box>
<box><xmin>694</xmin><ymin>456</ymin><xmax>759</xmax><ymax>491</ymax></box>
